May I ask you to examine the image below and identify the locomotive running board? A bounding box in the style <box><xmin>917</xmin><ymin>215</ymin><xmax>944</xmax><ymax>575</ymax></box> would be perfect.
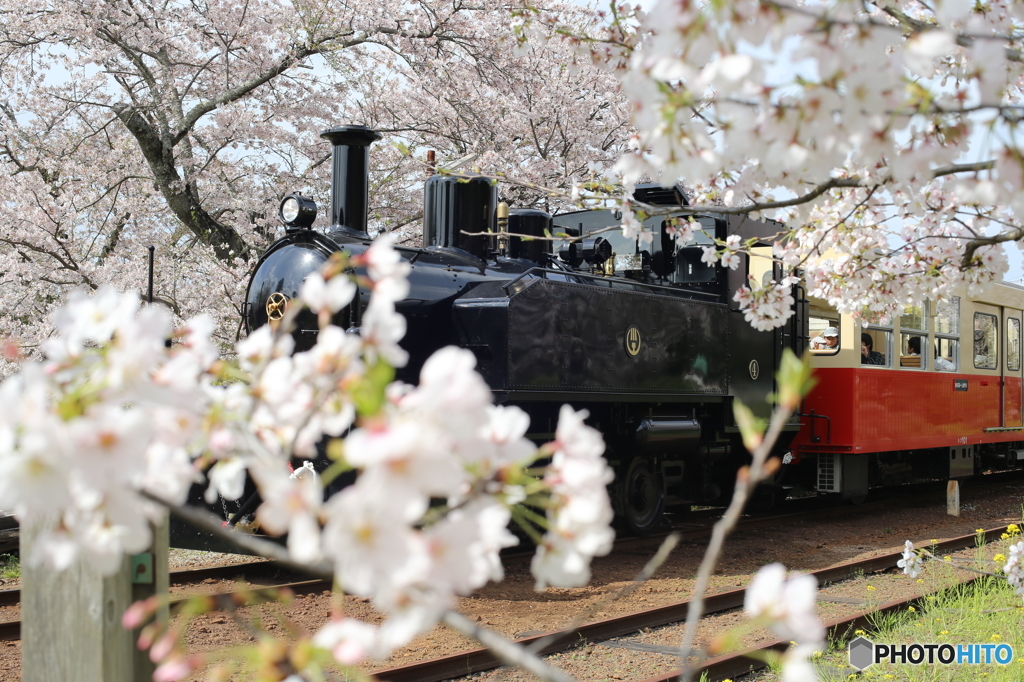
<box><xmin>983</xmin><ymin>426</ymin><xmax>1024</xmax><ymax>432</ymax></box>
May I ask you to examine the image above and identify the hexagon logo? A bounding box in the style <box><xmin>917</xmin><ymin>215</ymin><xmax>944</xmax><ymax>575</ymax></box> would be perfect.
<box><xmin>849</xmin><ymin>636</ymin><xmax>875</xmax><ymax>670</ymax></box>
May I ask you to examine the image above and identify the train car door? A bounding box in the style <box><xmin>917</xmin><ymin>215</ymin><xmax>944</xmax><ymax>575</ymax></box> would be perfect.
<box><xmin>1005</xmin><ymin>308</ymin><xmax>1023</xmax><ymax>427</ymax></box>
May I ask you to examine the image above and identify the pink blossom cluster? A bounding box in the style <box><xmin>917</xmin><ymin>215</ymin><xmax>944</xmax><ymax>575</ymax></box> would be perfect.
<box><xmin>732</xmin><ymin>278</ymin><xmax>798</xmax><ymax>332</ymax></box>
<box><xmin>0</xmin><ymin>236</ymin><xmax>616</xmax><ymax>675</ymax></box>
<box><xmin>531</xmin><ymin>405</ymin><xmax>615</xmax><ymax>589</ymax></box>
<box><xmin>591</xmin><ymin>0</ymin><xmax>1024</xmax><ymax>328</ymax></box>
<box><xmin>0</xmin><ymin>0</ymin><xmax>631</xmax><ymax>377</ymax></box>
<box><xmin>744</xmin><ymin>563</ymin><xmax>825</xmax><ymax>682</ymax></box>
<box><xmin>897</xmin><ymin>540</ymin><xmax>924</xmax><ymax>579</ymax></box>
<box><xmin>1002</xmin><ymin>541</ymin><xmax>1024</xmax><ymax>598</ymax></box>
<box><xmin>0</xmin><ymin>287</ymin><xmax>214</xmax><ymax>574</ymax></box>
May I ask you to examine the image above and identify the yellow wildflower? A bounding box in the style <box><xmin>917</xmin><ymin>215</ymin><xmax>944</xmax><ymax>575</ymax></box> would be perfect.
<box><xmin>991</xmin><ymin>634</ymin><xmax>1002</xmax><ymax>641</ymax></box>
<box><xmin>994</xmin><ymin>553</ymin><xmax>1007</xmax><ymax>563</ymax></box>
<box><xmin>976</xmin><ymin>528</ymin><xmax>985</xmax><ymax>533</ymax></box>
<box><xmin>940</xmin><ymin>630</ymin><xmax>949</xmax><ymax>635</ymax></box>
<box><xmin>908</xmin><ymin>606</ymin><xmax>916</xmax><ymax>612</ymax></box>
<box><xmin>866</xmin><ymin>585</ymin><xmax>877</xmax><ymax>591</ymax></box>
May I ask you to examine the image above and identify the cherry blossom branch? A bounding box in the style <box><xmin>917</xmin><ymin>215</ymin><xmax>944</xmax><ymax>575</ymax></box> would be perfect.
<box><xmin>140</xmin><ymin>490</ymin><xmax>335</xmax><ymax>580</ymax></box>
<box><xmin>525</xmin><ymin>533</ymin><xmax>681</xmax><ymax>656</ymax></box>
<box><xmin>676</xmin><ymin>403</ymin><xmax>795</xmax><ymax>680</ymax></box>
<box><xmin>442</xmin><ymin>612</ymin><xmax>576</xmax><ymax>682</ymax></box>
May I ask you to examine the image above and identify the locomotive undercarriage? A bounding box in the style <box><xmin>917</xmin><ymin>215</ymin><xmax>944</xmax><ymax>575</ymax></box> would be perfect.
<box><xmin>513</xmin><ymin>399</ymin><xmax>793</xmax><ymax>534</ymax></box>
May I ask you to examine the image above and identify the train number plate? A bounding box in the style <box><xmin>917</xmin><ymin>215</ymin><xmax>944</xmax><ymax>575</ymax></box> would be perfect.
<box><xmin>954</xmin><ymin>379</ymin><xmax>968</xmax><ymax>391</ymax></box>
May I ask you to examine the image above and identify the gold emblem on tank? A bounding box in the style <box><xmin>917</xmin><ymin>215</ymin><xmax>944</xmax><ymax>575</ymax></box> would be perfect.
<box><xmin>625</xmin><ymin>325</ymin><xmax>642</xmax><ymax>356</ymax></box>
<box><xmin>266</xmin><ymin>292</ymin><xmax>289</xmax><ymax>321</ymax></box>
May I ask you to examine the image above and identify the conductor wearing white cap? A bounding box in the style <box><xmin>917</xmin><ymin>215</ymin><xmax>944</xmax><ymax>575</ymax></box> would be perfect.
<box><xmin>811</xmin><ymin>326</ymin><xmax>839</xmax><ymax>351</ymax></box>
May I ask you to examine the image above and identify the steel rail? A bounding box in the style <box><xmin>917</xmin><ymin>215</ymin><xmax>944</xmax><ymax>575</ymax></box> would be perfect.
<box><xmin>640</xmin><ymin>576</ymin><xmax>985</xmax><ymax>682</ymax></box>
<box><xmin>0</xmin><ymin>478</ymin><xmax>1017</xmax><ymax>658</ymax></box>
<box><xmin>0</xmin><ymin>489</ymin><xmax>928</xmax><ymax>611</ymax></box>
<box><xmin>368</xmin><ymin>525</ymin><xmax>1012</xmax><ymax>682</ymax></box>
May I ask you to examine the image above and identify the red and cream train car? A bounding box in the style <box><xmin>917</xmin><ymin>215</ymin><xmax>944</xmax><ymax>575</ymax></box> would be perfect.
<box><xmin>788</xmin><ymin>283</ymin><xmax>1024</xmax><ymax>502</ymax></box>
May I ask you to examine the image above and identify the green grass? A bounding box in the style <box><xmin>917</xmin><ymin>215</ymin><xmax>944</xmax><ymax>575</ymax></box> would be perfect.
<box><xmin>0</xmin><ymin>554</ymin><xmax>19</xmax><ymax>580</ymax></box>
<box><xmin>817</xmin><ymin>576</ymin><xmax>1024</xmax><ymax>681</ymax></box>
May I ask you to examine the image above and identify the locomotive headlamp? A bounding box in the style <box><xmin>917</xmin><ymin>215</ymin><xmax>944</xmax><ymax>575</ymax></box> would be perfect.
<box><xmin>279</xmin><ymin>193</ymin><xmax>317</xmax><ymax>230</ymax></box>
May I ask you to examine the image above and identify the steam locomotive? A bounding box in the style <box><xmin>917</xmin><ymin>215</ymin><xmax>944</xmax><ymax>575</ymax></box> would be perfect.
<box><xmin>239</xmin><ymin>125</ymin><xmax>806</xmax><ymax>535</ymax></box>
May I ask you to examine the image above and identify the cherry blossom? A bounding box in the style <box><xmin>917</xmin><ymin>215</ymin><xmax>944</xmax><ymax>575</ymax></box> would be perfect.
<box><xmin>1003</xmin><ymin>541</ymin><xmax>1024</xmax><ymax>597</ymax></box>
<box><xmin>744</xmin><ymin>563</ymin><xmax>825</xmax><ymax>646</ymax></box>
<box><xmin>532</xmin><ymin>405</ymin><xmax>615</xmax><ymax>590</ymax></box>
<box><xmin>300</xmin><ymin>273</ymin><xmax>357</xmax><ymax>315</ymax></box>
<box><xmin>897</xmin><ymin>540</ymin><xmax>924</xmax><ymax>579</ymax></box>
<box><xmin>519</xmin><ymin>0</ymin><xmax>1024</xmax><ymax>329</ymax></box>
<box><xmin>0</xmin><ymin>0</ymin><xmax>629</xmax><ymax>373</ymax></box>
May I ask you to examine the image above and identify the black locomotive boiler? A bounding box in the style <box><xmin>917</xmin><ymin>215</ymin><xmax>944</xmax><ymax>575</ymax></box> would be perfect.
<box><xmin>243</xmin><ymin>125</ymin><xmax>808</xmax><ymax>534</ymax></box>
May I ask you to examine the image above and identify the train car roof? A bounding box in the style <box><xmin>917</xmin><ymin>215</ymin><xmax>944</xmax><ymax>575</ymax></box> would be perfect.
<box><xmin>971</xmin><ymin>279</ymin><xmax>1024</xmax><ymax>307</ymax></box>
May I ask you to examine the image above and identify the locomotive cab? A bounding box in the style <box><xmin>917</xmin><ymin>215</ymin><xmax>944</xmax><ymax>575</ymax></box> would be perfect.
<box><xmin>543</xmin><ymin>195</ymin><xmax>804</xmax><ymax>532</ymax></box>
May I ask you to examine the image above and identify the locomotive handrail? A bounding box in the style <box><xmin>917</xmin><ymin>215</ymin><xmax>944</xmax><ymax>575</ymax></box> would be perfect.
<box><xmin>500</xmin><ymin>267</ymin><xmax>721</xmax><ymax>300</ymax></box>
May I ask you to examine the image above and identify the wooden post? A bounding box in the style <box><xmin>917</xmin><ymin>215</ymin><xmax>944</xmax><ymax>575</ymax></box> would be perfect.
<box><xmin>947</xmin><ymin>479</ymin><xmax>960</xmax><ymax>517</ymax></box>
<box><xmin>22</xmin><ymin>512</ymin><xmax>169</xmax><ymax>682</ymax></box>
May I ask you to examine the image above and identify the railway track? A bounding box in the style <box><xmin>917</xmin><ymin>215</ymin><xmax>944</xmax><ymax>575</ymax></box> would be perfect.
<box><xmin>0</xmin><ymin>471</ymin><xmax>987</xmax><ymax>613</ymax></box>
<box><xmin>361</xmin><ymin>525</ymin><xmax>1013</xmax><ymax>682</ymax></box>
<box><xmin>0</xmin><ymin>473</ymin><xmax>1019</xmax><ymax>676</ymax></box>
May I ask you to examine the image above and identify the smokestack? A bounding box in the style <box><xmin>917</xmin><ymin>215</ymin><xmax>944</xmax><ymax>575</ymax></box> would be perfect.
<box><xmin>319</xmin><ymin>125</ymin><xmax>381</xmax><ymax>240</ymax></box>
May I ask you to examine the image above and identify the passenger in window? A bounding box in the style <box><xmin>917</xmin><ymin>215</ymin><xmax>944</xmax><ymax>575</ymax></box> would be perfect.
<box><xmin>907</xmin><ymin>336</ymin><xmax>921</xmax><ymax>355</ymax></box>
<box><xmin>860</xmin><ymin>333</ymin><xmax>884</xmax><ymax>365</ymax></box>
<box><xmin>934</xmin><ymin>353</ymin><xmax>955</xmax><ymax>372</ymax></box>
<box><xmin>811</xmin><ymin>327</ymin><xmax>839</xmax><ymax>350</ymax></box>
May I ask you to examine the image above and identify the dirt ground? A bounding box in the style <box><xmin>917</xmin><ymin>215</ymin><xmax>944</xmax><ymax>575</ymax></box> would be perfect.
<box><xmin>2</xmin><ymin>479</ymin><xmax>1023</xmax><ymax>681</ymax></box>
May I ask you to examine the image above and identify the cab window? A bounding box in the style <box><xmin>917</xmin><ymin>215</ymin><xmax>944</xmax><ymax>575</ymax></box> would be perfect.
<box><xmin>670</xmin><ymin>217</ymin><xmax>716</xmax><ymax>284</ymax></box>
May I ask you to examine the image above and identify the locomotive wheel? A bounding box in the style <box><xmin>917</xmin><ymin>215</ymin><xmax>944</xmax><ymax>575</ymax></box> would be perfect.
<box><xmin>618</xmin><ymin>457</ymin><xmax>665</xmax><ymax>536</ymax></box>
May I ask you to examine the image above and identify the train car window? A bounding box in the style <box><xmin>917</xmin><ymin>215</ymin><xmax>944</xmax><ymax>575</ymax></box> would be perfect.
<box><xmin>900</xmin><ymin>304</ymin><xmax>928</xmax><ymax>332</ymax></box>
<box><xmin>861</xmin><ymin>323</ymin><xmax>890</xmax><ymax>367</ymax></box>
<box><xmin>934</xmin><ymin>298</ymin><xmax>959</xmax><ymax>335</ymax></box>
<box><xmin>933</xmin><ymin>338</ymin><xmax>958</xmax><ymax>372</ymax></box>
<box><xmin>900</xmin><ymin>333</ymin><xmax>926</xmax><ymax>368</ymax></box>
<box><xmin>809</xmin><ymin>305</ymin><xmax>840</xmax><ymax>354</ymax></box>
<box><xmin>934</xmin><ymin>297</ymin><xmax>959</xmax><ymax>372</ymax></box>
<box><xmin>974</xmin><ymin>313</ymin><xmax>998</xmax><ymax>369</ymax></box>
<box><xmin>1008</xmin><ymin>318</ymin><xmax>1021</xmax><ymax>372</ymax></box>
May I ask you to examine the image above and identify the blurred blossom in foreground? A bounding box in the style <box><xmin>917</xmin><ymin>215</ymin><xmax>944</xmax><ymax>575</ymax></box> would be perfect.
<box><xmin>0</xmin><ymin>236</ymin><xmax>616</xmax><ymax>672</ymax></box>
